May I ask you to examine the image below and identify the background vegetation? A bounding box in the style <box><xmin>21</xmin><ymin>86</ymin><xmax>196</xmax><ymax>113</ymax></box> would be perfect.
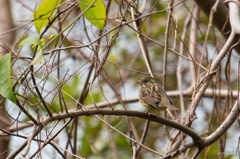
<box><xmin>0</xmin><ymin>0</ymin><xmax>240</xmax><ymax>158</ymax></box>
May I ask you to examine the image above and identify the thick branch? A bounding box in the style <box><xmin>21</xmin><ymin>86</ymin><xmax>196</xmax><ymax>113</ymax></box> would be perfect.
<box><xmin>202</xmin><ymin>96</ymin><xmax>239</xmax><ymax>147</ymax></box>
<box><xmin>7</xmin><ymin>88</ymin><xmax>239</xmax><ymax>132</ymax></box>
<box><xmin>42</xmin><ymin>109</ymin><xmax>203</xmax><ymax>145</ymax></box>
<box><xmin>194</xmin><ymin>0</ymin><xmax>240</xmax><ymax>54</ymax></box>
<box><xmin>163</xmin><ymin>94</ymin><xmax>239</xmax><ymax>158</ymax></box>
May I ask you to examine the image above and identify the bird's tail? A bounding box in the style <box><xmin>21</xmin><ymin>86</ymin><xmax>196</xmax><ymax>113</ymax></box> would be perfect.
<box><xmin>166</xmin><ymin>104</ymin><xmax>179</xmax><ymax>110</ymax></box>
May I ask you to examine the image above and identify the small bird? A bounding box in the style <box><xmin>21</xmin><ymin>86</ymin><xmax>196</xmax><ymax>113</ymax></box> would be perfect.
<box><xmin>137</xmin><ymin>76</ymin><xmax>179</xmax><ymax>113</ymax></box>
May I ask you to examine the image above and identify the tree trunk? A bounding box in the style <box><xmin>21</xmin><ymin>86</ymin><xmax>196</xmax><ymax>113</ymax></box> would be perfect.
<box><xmin>0</xmin><ymin>0</ymin><xmax>15</xmax><ymax>158</ymax></box>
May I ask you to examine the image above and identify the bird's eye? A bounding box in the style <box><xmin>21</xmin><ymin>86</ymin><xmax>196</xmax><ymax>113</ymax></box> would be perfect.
<box><xmin>143</xmin><ymin>80</ymin><xmax>147</xmax><ymax>82</ymax></box>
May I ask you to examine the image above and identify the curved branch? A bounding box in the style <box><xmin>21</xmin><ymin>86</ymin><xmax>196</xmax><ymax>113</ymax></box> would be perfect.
<box><xmin>227</xmin><ymin>0</ymin><xmax>240</xmax><ymax>34</ymax></box>
<box><xmin>195</xmin><ymin>0</ymin><xmax>240</xmax><ymax>54</ymax></box>
<box><xmin>8</xmin><ymin>86</ymin><xmax>240</xmax><ymax>132</ymax></box>
<box><xmin>202</xmin><ymin>95</ymin><xmax>239</xmax><ymax>147</ymax></box>
<box><xmin>163</xmin><ymin>94</ymin><xmax>240</xmax><ymax>158</ymax></box>
<box><xmin>41</xmin><ymin>109</ymin><xmax>203</xmax><ymax>144</ymax></box>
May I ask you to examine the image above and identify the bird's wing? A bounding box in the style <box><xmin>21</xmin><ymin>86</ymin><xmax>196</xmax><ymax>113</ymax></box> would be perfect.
<box><xmin>143</xmin><ymin>96</ymin><xmax>160</xmax><ymax>109</ymax></box>
<box><xmin>153</xmin><ymin>83</ymin><xmax>179</xmax><ymax>110</ymax></box>
<box><xmin>140</xmin><ymin>87</ymin><xmax>161</xmax><ymax>109</ymax></box>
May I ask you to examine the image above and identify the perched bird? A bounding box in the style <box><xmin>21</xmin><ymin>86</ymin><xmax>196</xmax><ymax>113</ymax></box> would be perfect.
<box><xmin>137</xmin><ymin>76</ymin><xmax>179</xmax><ymax>113</ymax></box>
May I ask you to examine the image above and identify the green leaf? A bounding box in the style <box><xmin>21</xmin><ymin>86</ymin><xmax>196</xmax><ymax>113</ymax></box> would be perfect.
<box><xmin>32</xmin><ymin>0</ymin><xmax>61</xmax><ymax>33</ymax></box>
<box><xmin>30</xmin><ymin>50</ymin><xmax>43</xmax><ymax>65</ymax></box>
<box><xmin>78</xmin><ymin>0</ymin><xmax>106</xmax><ymax>30</ymax></box>
<box><xmin>20</xmin><ymin>38</ymin><xmax>44</xmax><ymax>65</ymax></box>
<box><xmin>20</xmin><ymin>37</ymin><xmax>43</xmax><ymax>48</ymax></box>
<box><xmin>0</xmin><ymin>53</ymin><xmax>16</xmax><ymax>103</ymax></box>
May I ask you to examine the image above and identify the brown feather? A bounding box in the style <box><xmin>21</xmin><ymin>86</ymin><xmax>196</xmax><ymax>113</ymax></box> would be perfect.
<box><xmin>137</xmin><ymin>76</ymin><xmax>179</xmax><ymax>112</ymax></box>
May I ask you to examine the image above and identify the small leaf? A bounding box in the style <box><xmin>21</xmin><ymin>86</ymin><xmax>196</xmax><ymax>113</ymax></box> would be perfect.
<box><xmin>0</xmin><ymin>53</ymin><xmax>16</xmax><ymax>103</ymax></box>
<box><xmin>30</xmin><ymin>50</ymin><xmax>43</xmax><ymax>65</ymax></box>
<box><xmin>20</xmin><ymin>37</ymin><xmax>43</xmax><ymax>48</ymax></box>
<box><xmin>78</xmin><ymin>0</ymin><xmax>106</xmax><ymax>30</ymax></box>
<box><xmin>32</xmin><ymin>0</ymin><xmax>62</xmax><ymax>33</ymax></box>
<box><xmin>20</xmin><ymin>38</ymin><xmax>44</xmax><ymax>65</ymax></box>
<box><xmin>32</xmin><ymin>39</ymin><xmax>45</xmax><ymax>51</ymax></box>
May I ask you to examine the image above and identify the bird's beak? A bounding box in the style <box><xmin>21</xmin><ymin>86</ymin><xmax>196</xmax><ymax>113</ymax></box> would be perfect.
<box><xmin>136</xmin><ymin>80</ymin><xmax>142</xmax><ymax>85</ymax></box>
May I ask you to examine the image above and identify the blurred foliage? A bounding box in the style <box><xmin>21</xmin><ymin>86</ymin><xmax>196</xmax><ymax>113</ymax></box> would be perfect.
<box><xmin>7</xmin><ymin>0</ymin><xmax>240</xmax><ymax>158</ymax></box>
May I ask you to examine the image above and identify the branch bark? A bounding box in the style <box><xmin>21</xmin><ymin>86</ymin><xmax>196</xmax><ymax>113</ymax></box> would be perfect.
<box><xmin>0</xmin><ymin>0</ymin><xmax>15</xmax><ymax>158</ymax></box>
<box><xmin>194</xmin><ymin>0</ymin><xmax>240</xmax><ymax>54</ymax></box>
